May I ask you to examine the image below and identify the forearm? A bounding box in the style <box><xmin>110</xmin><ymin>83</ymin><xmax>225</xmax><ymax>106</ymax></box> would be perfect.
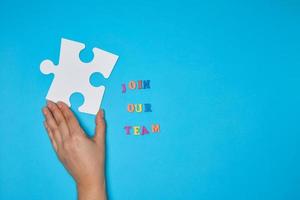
<box><xmin>77</xmin><ymin>181</ymin><xmax>107</xmax><ymax>200</ymax></box>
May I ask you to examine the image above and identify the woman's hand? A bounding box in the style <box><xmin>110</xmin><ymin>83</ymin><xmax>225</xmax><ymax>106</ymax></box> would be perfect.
<box><xmin>42</xmin><ymin>101</ymin><xmax>107</xmax><ymax>200</ymax></box>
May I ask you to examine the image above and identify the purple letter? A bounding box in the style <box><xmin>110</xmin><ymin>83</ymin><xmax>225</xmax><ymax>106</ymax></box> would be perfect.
<box><xmin>122</xmin><ymin>84</ymin><xmax>126</xmax><ymax>93</ymax></box>
<box><xmin>124</xmin><ymin>126</ymin><xmax>132</xmax><ymax>135</ymax></box>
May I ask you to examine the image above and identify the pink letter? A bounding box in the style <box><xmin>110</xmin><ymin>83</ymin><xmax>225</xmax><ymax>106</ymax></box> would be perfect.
<box><xmin>138</xmin><ymin>80</ymin><xmax>143</xmax><ymax>89</ymax></box>
<box><xmin>142</xmin><ymin>126</ymin><xmax>149</xmax><ymax>135</ymax></box>
<box><xmin>122</xmin><ymin>84</ymin><xmax>126</xmax><ymax>93</ymax></box>
<box><xmin>124</xmin><ymin>126</ymin><xmax>132</xmax><ymax>135</ymax></box>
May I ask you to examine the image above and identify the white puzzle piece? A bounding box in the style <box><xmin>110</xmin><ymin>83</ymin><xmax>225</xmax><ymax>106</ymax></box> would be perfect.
<box><xmin>40</xmin><ymin>38</ymin><xmax>119</xmax><ymax>115</ymax></box>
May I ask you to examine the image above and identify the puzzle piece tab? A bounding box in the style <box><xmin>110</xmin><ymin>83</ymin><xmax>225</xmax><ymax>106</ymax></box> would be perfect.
<box><xmin>40</xmin><ymin>38</ymin><xmax>118</xmax><ymax>115</ymax></box>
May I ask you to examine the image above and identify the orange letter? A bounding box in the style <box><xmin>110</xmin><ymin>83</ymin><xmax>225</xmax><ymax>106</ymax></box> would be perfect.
<box><xmin>127</xmin><ymin>104</ymin><xmax>135</xmax><ymax>112</ymax></box>
<box><xmin>128</xmin><ymin>81</ymin><xmax>136</xmax><ymax>89</ymax></box>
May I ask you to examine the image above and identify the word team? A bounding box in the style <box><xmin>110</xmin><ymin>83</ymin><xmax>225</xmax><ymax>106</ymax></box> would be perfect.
<box><xmin>124</xmin><ymin>125</ymin><xmax>160</xmax><ymax>135</ymax></box>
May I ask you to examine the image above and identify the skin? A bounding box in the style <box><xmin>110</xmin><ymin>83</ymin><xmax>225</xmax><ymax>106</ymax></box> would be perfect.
<box><xmin>42</xmin><ymin>101</ymin><xmax>107</xmax><ymax>200</ymax></box>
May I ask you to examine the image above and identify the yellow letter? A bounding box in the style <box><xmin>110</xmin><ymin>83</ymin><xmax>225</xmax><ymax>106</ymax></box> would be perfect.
<box><xmin>135</xmin><ymin>104</ymin><xmax>143</xmax><ymax>112</ymax></box>
<box><xmin>133</xmin><ymin>126</ymin><xmax>140</xmax><ymax>135</ymax></box>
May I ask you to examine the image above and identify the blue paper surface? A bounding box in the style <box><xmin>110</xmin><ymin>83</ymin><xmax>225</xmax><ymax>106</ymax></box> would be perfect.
<box><xmin>0</xmin><ymin>0</ymin><xmax>300</xmax><ymax>199</ymax></box>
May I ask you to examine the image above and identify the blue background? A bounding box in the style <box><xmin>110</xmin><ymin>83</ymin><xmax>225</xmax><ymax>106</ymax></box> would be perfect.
<box><xmin>0</xmin><ymin>0</ymin><xmax>300</xmax><ymax>199</ymax></box>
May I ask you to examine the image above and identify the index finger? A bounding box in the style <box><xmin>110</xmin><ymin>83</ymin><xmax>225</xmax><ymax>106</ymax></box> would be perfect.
<box><xmin>57</xmin><ymin>101</ymin><xmax>83</xmax><ymax>135</ymax></box>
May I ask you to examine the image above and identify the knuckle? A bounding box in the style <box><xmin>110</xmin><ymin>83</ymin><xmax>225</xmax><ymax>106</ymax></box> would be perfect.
<box><xmin>97</xmin><ymin>119</ymin><xmax>105</xmax><ymax>125</ymax></box>
<box><xmin>51</xmin><ymin>106</ymin><xmax>58</xmax><ymax>113</ymax></box>
<box><xmin>73</xmin><ymin>134</ymin><xmax>81</xmax><ymax>142</ymax></box>
<box><xmin>66</xmin><ymin>114</ymin><xmax>76</xmax><ymax>124</ymax></box>
<box><xmin>71</xmin><ymin>135</ymin><xmax>81</xmax><ymax>147</ymax></box>
<box><xmin>51</xmin><ymin>126</ymin><xmax>59</xmax><ymax>133</ymax></box>
<box><xmin>57</xmin><ymin>119</ymin><xmax>64</xmax><ymax>127</ymax></box>
<box><xmin>65</xmin><ymin>114</ymin><xmax>73</xmax><ymax>122</ymax></box>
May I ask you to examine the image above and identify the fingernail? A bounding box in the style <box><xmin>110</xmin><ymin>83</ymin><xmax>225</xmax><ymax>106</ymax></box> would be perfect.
<box><xmin>42</xmin><ymin>107</ymin><xmax>47</xmax><ymax>115</ymax></box>
<box><xmin>57</xmin><ymin>102</ymin><xmax>63</xmax><ymax>108</ymax></box>
<box><xmin>47</xmin><ymin>101</ymin><xmax>54</xmax><ymax>108</ymax></box>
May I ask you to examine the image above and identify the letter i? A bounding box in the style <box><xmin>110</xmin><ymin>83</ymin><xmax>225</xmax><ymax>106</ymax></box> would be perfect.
<box><xmin>138</xmin><ymin>80</ymin><xmax>143</xmax><ymax>89</ymax></box>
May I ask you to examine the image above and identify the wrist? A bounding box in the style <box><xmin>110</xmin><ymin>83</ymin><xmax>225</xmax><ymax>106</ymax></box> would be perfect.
<box><xmin>76</xmin><ymin>180</ymin><xmax>106</xmax><ymax>200</ymax></box>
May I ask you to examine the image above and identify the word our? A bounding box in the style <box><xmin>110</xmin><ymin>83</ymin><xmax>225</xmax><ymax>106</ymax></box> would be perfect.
<box><xmin>124</xmin><ymin>124</ymin><xmax>160</xmax><ymax>135</ymax></box>
<box><xmin>127</xmin><ymin>103</ymin><xmax>152</xmax><ymax>113</ymax></box>
<box><xmin>122</xmin><ymin>80</ymin><xmax>150</xmax><ymax>93</ymax></box>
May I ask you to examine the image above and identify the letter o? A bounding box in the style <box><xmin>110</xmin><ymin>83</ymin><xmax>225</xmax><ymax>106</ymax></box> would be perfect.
<box><xmin>128</xmin><ymin>81</ymin><xmax>136</xmax><ymax>89</ymax></box>
<box><xmin>127</xmin><ymin>104</ymin><xmax>135</xmax><ymax>112</ymax></box>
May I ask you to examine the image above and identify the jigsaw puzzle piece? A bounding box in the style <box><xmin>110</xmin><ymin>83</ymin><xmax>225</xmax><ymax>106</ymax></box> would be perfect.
<box><xmin>45</xmin><ymin>73</ymin><xmax>105</xmax><ymax>115</ymax></box>
<box><xmin>40</xmin><ymin>38</ymin><xmax>118</xmax><ymax>115</ymax></box>
<box><xmin>78</xmin><ymin>85</ymin><xmax>106</xmax><ymax>115</ymax></box>
<box><xmin>40</xmin><ymin>38</ymin><xmax>85</xmax><ymax>75</ymax></box>
<box><xmin>89</xmin><ymin>48</ymin><xmax>119</xmax><ymax>78</ymax></box>
<box><xmin>45</xmin><ymin>74</ymin><xmax>74</xmax><ymax>107</ymax></box>
<box><xmin>59</xmin><ymin>38</ymin><xmax>85</xmax><ymax>67</ymax></box>
<box><xmin>40</xmin><ymin>60</ymin><xmax>57</xmax><ymax>75</ymax></box>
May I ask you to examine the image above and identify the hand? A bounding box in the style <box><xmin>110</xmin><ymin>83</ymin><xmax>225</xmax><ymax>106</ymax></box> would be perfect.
<box><xmin>42</xmin><ymin>101</ymin><xmax>107</xmax><ymax>200</ymax></box>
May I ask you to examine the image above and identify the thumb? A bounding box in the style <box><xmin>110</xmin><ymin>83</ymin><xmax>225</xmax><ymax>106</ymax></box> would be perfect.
<box><xmin>94</xmin><ymin>109</ymin><xmax>106</xmax><ymax>145</ymax></box>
